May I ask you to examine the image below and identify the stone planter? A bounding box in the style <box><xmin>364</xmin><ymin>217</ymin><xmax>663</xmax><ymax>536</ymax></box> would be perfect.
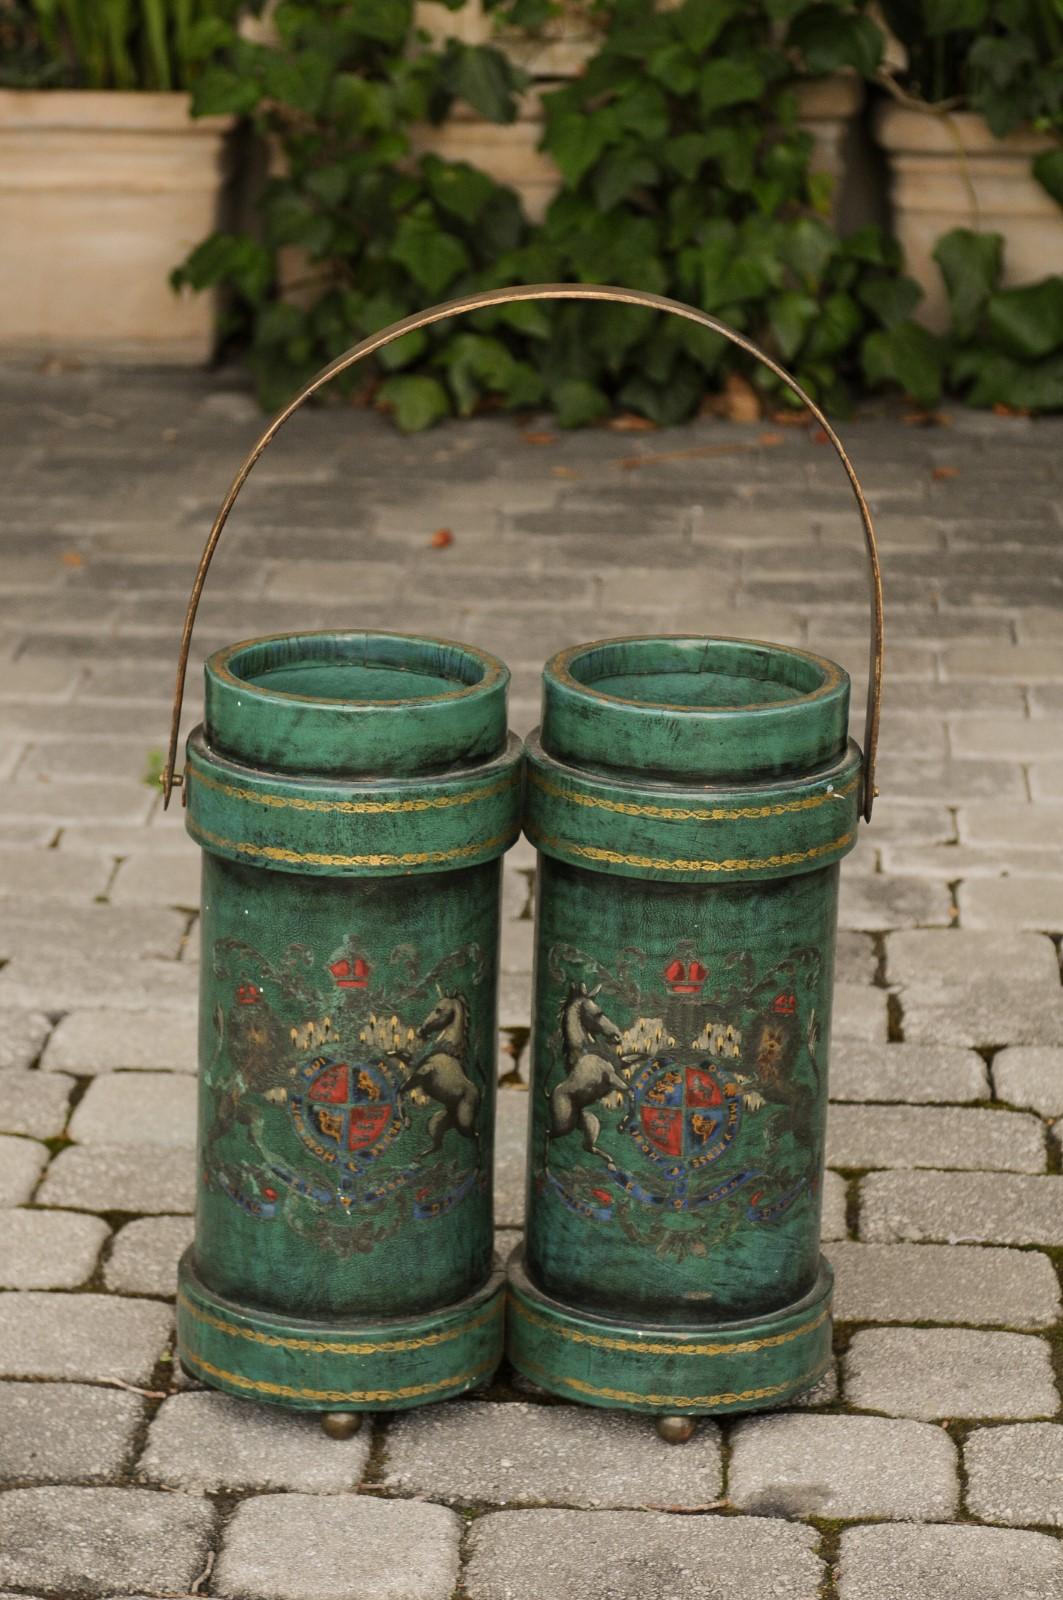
<box><xmin>0</xmin><ymin>91</ymin><xmax>232</xmax><ymax>364</ymax></box>
<box><xmin>409</xmin><ymin>90</ymin><xmax>560</xmax><ymax>223</ymax></box>
<box><xmin>875</xmin><ymin>102</ymin><xmax>1063</xmax><ymax>331</ymax></box>
<box><xmin>795</xmin><ymin>74</ymin><xmax>881</xmax><ymax>234</ymax></box>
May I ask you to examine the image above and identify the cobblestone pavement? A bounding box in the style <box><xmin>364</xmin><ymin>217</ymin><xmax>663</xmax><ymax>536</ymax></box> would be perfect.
<box><xmin>1</xmin><ymin>366</ymin><xmax>1062</xmax><ymax>1600</ymax></box>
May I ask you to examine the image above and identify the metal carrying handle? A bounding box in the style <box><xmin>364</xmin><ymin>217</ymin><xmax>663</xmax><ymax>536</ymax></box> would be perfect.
<box><xmin>164</xmin><ymin>284</ymin><xmax>884</xmax><ymax>819</ymax></box>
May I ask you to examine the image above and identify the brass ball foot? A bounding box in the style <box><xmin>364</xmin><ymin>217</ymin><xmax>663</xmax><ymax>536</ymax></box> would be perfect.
<box><xmin>320</xmin><ymin>1412</ymin><xmax>363</xmax><ymax>1439</ymax></box>
<box><xmin>656</xmin><ymin>1415</ymin><xmax>697</xmax><ymax>1445</ymax></box>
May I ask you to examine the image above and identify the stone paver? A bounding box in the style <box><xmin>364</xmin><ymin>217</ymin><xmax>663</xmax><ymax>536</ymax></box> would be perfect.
<box><xmin>384</xmin><ymin>1400</ymin><xmax>722</xmax><ymax>1509</ymax></box>
<box><xmin>829</xmin><ymin>1241</ymin><xmax>1061</xmax><ymax>1328</ymax></box>
<box><xmin>0</xmin><ymin>1381</ymin><xmax>144</xmax><ymax>1484</ymax></box>
<box><xmin>465</xmin><ymin>1509</ymin><xmax>822</xmax><ymax>1600</ymax></box>
<box><xmin>844</xmin><ymin>1327</ymin><xmax>1059</xmax><ymax>1419</ymax></box>
<box><xmin>964</xmin><ymin>1422</ymin><xmax>1063</xmax><ymax>1528</ymax></box>
<box><xmin>41</xmin><ymin>1007</ymin><xmax>198</xmax><ymax>1073</ymax></box>
<box><xmin>0</xmin><ymin>1136</ymin><xmax>47</xmax><ymax>1206</ymax></box>
<box><xmin>0</xmin><ymin>1209</ymin><xmax>110</xmax><ymax>1288</ymax></box>
<box><xmin>0</xmin><ymin>1487</ymin><xmax>214</xmax><ymax>1597</ymax></box>
<box><xmin>68</xmin><ymin>1070</ymin><xmax>196</xmax><ymax>1146</ymax></box>
<box><xmin>35</xmin><ymin>1143</ymin><xmax>195</xmax><ymax>1214</ymax></box>
<box><xmin>860</xmin><ymin>1170</ymin><xmax>1063</xmax><ymax>1245</ymax></box>
<box><xmin>993</xmin><ymin>1047</ymin><xmax>1063</xmax><ymax>1116</ymax></box>
<box><xmin>837</xmin><ymin>1523</ymin><xmax>1063</xmax><ymax>1600</ymax></box>
<box><xmin>829</xmin><ymin>1041</ymin><xmax>989</xmax><ymax>1103</ymax></box>
<box><xmin>727</xmin><ymin>1413</ymin><xmax>958</xmax><ymax>1520</ymax></box>
<box><xmin>4</xmin><ymin>375</ymin><xmax>1063</xmax><ymax>1596</ymax></box>
<box><xmin>495</xmin><ymin>1088</ymin><xmax>529</xmax><ymax>1229</ymax></box>
<box><xmin>0</xmin><ymin>1291</ymin><xmax>173</xmax><ymax>1383</ymax></box>
<box><xmin>886</xmin><ymin>928</ymin><xmax>1060</xmax><ymax>987</ymax></box>
<box><xmin>832</xmin><ymin>984</ymin><xmax>890</xmax><ymax>1042</ymax></box>
<box><xmin>139</xmin><ymin>1391</ymin><xmax>370</xmax><ymax>1492</ymax></box>
<box><xmin>110</xmin><ymin>851</ymin><xmax>200</xmax><ymax>908</ymax></box>
<box><xmin>0</xmin><ymin>1011</ymin><xmax>50</xmax><ymax>1072</ymax></box>
<box><xmin>959</xmin><ymin>877</ymin><xmax>1063</xmax><ymax>931</ymax></box>
<box><xmin>104</xmin><ymin>1214</ymin><xmax>192</xmax><ymax>1296</ymax></box>
<box><xmin>825</xmin><ymin>1104</ymin><xmax>1046</xmax><ymax>1172</ymax></box>
<box><xmin>0</xmin><ymin>1070</ymin><xmax>74</xmax><ymax>1138</ymax></box>
<box><xmin>214</xmin><ymin>1493</ymin><xmax>461</xmax><ymax>1600</ymax></box>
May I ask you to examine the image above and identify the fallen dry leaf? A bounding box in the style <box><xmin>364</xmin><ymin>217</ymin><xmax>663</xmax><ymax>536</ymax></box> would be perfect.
<box><xmin>61</xmin><ymin>550</ymin><xmax>83</xmax><ymax>567</ymax></box>
<box><xmin>607</xmin><ymin>413</ymin><xmax>657</xmax><ymax>433</ymax></box>
<box><xmin>993</xmin><ymin>402</ymin><xmax>1031</xmax><ymax>418</ymax></box>
<box><xmin>551</xmin><ymin>465</ymin><xmax>579</xmax><ymax>478</ymax></box>
<box><xmin>721</xmin><ymin>372</ymin><xmax>761</xmax><ymax>423</ymax></box>
<box><xmin>758</xmin><ymin>432</ymin><xmax>784</xmax><ymax>447</ymax></box>
<box><xmin>429</xmin><ymin>528</ymin><xmax>454</xmax><ymax>549</ymax></box>
<box><xmin>931</xmin><ymin>465</ymin><xmax>959</xmax><ymax>481</ymax></box>
<box><xmin>769</xmin><ymin>408</ymin><xmax>811</xmax><ymax>426</ymax></box>
<box><xmin>811</xmin><ymin>427</ymin><xmax>830</xmax><ymax>446</ymax></box>
<box><xmin>521</xmin><ymin>430</ymin><xmax>557</xmax><ymax>446</ymax></box>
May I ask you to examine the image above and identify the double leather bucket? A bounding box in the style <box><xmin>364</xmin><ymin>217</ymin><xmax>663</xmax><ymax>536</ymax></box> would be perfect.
<box><xmin>163</xmin><ymin>283</ymin><xmax>881</xmax><ymax>1423</ymax></box>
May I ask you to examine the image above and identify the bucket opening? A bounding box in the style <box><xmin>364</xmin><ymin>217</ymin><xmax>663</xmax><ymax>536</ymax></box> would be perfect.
<box><xmin>222</xmin><ymin>632</ymin><xmax>490</xmax><ymax>705</ymax></box>
<box><xmin>561</xmin><ymin>638</ymin><xmax>837</xmax><ymax>712</ymax></box>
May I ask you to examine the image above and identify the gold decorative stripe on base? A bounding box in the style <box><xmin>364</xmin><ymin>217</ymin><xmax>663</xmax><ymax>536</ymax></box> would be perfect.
<box><xmin>526</xmin><ymin>824</ymin><xmax>853</xmax><ymax>875</ymax></box>
<box><xmin>515</xmin><ymin>1352</ymin><xmax>831</xmax><ymax>1410</ymax></box>
<box><xmin>191</xmin><ymin>764</ymin><xmax>519</xmax><ymax>816</ymax></box>
<box><xmin>178</xmin><ymin>1288</ymin><xmax>502</xmax><ymax>1355</ymax></box>
<box><xmin>181</xmin><ymin>1344</ymin><xmax>497</xmax><ymax>1405</ymax></box>
<box><xmin>186</xmin><ymin>820</ymin><xmax>518</xmax><ymax>869</ymax></box>
<box><xmin>529</xmin><ymin>767</ymin><xmax>859</xmax><ymax>824</ymax></box>
<box><xmin>511</xmin><ymin>1298</ymin><xmax>829</xmax><ymax>1358</ymax></box>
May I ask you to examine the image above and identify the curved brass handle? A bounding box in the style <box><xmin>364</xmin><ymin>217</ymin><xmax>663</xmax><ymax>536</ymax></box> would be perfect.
<box><xmin>164</xmin><ymin>284</ymin><xmax>884</xmax><ymax>819</ymax></box>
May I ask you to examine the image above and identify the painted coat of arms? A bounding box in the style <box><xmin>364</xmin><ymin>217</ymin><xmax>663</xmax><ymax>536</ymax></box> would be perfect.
<box><xmin>535</xmin><ymin>939</ymin><xmax>826</xmax><ymax>1262</ymax></box>
<box><xmin>202</xmin><ymin>932</ymin><xmax>490</xmax><ymax>1255</ymax></box>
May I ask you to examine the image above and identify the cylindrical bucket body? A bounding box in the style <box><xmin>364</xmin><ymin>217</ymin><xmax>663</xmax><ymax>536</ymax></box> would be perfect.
<box><xmin>507</xmin><ymin>636</ymin><xmax>861</xmax><ymax>1415</ymax></box>
<box><xmin>176</xmin><ymin>631</ymin><xmax>521</xmax><ymax>1411</ymax></box>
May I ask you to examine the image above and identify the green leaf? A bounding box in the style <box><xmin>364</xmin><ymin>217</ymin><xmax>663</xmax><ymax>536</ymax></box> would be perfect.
<box><xmin>551</xmin><ymin>378</ymin><xmax>611</xmax><ymax>428</ymax></box>
<box><xmin>787</xmin><ymin>7</ymin><xmax>883</xmax><ymax>76</ymax></box>
<box><xmin>769</xmin><ymin>290</ymin><xmax>817</xmax><ymax>360</ymax></box>
<box><xmin>613</xmin><ymin>84</ymin><xmax>670</xmax><ymax>142</ymax></box>
<box><xmin>172</xmin><ymin>233</ymin><xmax>273</xmax><ymax>304</ymax></box>
<box><xmin>440</xmin><ymin>333</ymin><xmax>545</xmax><ymax>415</ymax></box>
<box><xmin>305</xmin><ymin>165</ymin><xmax>348</xmax><ymax>209</ymax></box>
<box><xmin>376</xmin><ymin>375</ymin><xmax>450</xmax><ymax>432</ymax></box>
<box><xmin>925</xmin><ymin>0</ymin><xmax>988</xmax><ymax>32</ymax></box>
<box><xmin>348</xmin><ymin>0</ymin><xmax>412</xmax><ymax>47</ymax></box>
<box><xmin>1033</xmin><ymin>149</ymin><xmax>1063</xmax><ymax>207</ymax></box>
<box><xmin>664</xmin><ymin>134</ymin><xmax>712</xmax><ymax>183</ymax></box>
<box><xmin>933</xmin><ymin>228</ymin><xmax>1003</xmax><ymax>337</ymax></box>
<box><xmin>699</xmin><ymin>57</ymin><xmax>766</xmax><ymax>119</ymax></box>
<box><xmin>443</xmin><ymin>42</ymin><xmax>523</xmax><ymax>124</ymax></box>
<box><xmin>674</xmin><ymin>0</ymin><xmax>738</xmax><ymax>53</ymax></box>
<box><xmin>544</xmin><ymin>111</ymin><xmax>616</xmax><ymax>187</ymax></box>
<box><xmin>618</xmin><ymin>364</ymin><xmax>703</xmax><ymax>425</ymax></box>
<box><xmin>803</xmin><ymin>290</ymin><xmax>863</xmax><ymax>360</ymax></box>
<box><xmin>863</xmin><ymin>321</ymin><xmax>946</xmax><ymax>407</ymax></box>
<box><xmin>391</xmin><ymin>212</ymin><xmax>470</xmax><ymax>296</ymax></box>
<box><xmin>424</xmin><ymin>157</ymin><xmax>497</xmax><ymax>223</ymax></box>
<box><xmin>858</xmin><ymin>274</ymin><xmax>923</xmax><ymax>329</ymax></box>
<box><xmin>646</xmin><ymin>42</ymin><xmax>699</xmax><ymax>96</ymax></box>
<box><xmin>191</xmin><ymin>64</ymin><xmax>261</xmax><ymax>116</ymax></box>
<box><xmin>985</xmin><ymin>278</ymin><xmax>1063</xmax><ymax>360</ymax></box>
<box><xmin>781</xmin><ymin>216</ymin><xmax>836</xmax><ymax>284</ymax></box>
<box><xmin>376</xmin><ymin>328</ymin><xmax>429</xmax><ymax>373</ymax></box>
<box><xmin>593</xmin><ymin>150</ymin><xmax>658</xmax><ymax>212</ymax></box>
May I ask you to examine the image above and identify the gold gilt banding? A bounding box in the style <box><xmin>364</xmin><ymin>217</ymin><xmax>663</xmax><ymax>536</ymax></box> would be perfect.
<box><xmin>187</xmin><ymin>820</ymin><xmax>517</xmax><ymax>869</ymax></box>
<box><xmin>515</xmin><ymin>1353</ymin><xmax>830</xmax><ymax>1409</ymax></box>
<box><xmin>526</xmin><ymin>825</ymin><xmax>854</xmax><ymax>874</ymax></box>
<box><xmin>529</xmin><ymin>767</ymin><xmax>859</xmax><ymax>823</ymax></box>
<box><xmin>512</xmin><ymin>1298</ymin><xmax>829</xmax><ymax>1357</ymax></box>
<box><xmin>181</xmin><ymin>1346</ymin><xmax>497</xmax><ymax>1404</ymax></box>
<box><xmin>179</xmin><ymin>1289</ymin><xmax>501</xmax><ymax>1354</ymax></box>
<box><xmin>191</xmin><ymin>764</ymin><xmax>519</xmax><ymax>816</ymax></box>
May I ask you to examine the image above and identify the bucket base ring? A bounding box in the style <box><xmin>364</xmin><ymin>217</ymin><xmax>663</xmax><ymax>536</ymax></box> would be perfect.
<box><xmin>506</xmin><ymin>1249</ymin><xmax>832</xmax><ymax>1417</ymax></box>
<box><xmin>176</xmin><ymin>1252</ymin><xmax>505</xmax><ymax>1412</ymax></box>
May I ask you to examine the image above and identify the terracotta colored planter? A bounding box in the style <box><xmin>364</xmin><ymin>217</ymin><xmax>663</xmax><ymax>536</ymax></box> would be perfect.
<box><xmin>0</xmin><ymin>90</ymin><xmax>232</xmax><ymax>364</ymax></box>
<box><xmin>875</xmin><ymin>103</ymin><xmax>1063</xmax><ymax>331</ymax></box>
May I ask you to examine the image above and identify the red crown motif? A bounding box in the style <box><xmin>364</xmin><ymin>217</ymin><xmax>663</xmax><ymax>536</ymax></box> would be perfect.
<box><xmin>329</xmin><ymin>955</ymin><xmax>370</xmax><ymax>989</ymax></box>
<box><xmin>236</xmin><ymin>982</ymin><xmax>262</xmax><ymax>1006</ymax></box>
<box><xmin>772</xmin><ymin>991</ymin><xmax>797</xmax><ymax>1015</ymax></box>
<box><xmin>664</xmin><ymin>957</ymin><xmax>708</xmax><ymax>995</ymax></box>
